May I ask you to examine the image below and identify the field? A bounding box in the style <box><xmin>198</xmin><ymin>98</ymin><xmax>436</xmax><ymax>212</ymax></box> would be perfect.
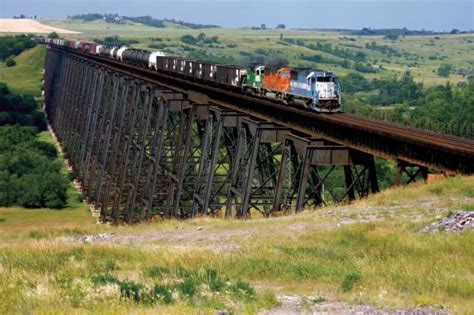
<box><xmin>41</xmin><ymin>19</ymin><xmax>474</xmax><ymax>86</ymax></box>
<box><xmin>0</xmin><ymin>175</ymin><xmax>473</xmax><ymax>313</ymax></box>
<box><xmin>0</xmin><ymin>19</ymin><xmax>80</xmax><ymax>34</ymax></box>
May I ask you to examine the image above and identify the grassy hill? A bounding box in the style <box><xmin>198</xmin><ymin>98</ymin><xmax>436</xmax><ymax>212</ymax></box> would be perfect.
<box><xmin>40</xmin><ymin>19</ymin><xmax>474</xmax><ymax>87</ymax></box>
<box><xmin>0</xmin><ymin>45</ymin><xmax>45</xmax><ymax>97</ymax></box>
<box><xmin>0</xmin><ymin>175</ymin><xmax>472</xmax><ymax>313</ymax></box>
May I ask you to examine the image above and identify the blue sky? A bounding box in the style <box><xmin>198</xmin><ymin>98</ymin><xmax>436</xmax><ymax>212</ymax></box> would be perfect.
<box><xmin>1</xmin><ymin>0</ymin><xmax>473</xmax><ymax>31</ymax></box>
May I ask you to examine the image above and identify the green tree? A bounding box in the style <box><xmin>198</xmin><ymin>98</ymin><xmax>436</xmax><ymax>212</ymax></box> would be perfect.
<box><xmin>5</xmin><ymin>57</ymin><xmax>16</xmax><ymax>67</ymax></box>
<box><xmin>437</xmin><ymin>64</ymin><xmax>453</xmax><ymax>77</ymax></box>
<box><xmin>48</xmin><ymin>32</ymin><xmax>59</xmax><ymax>39</ymax></box>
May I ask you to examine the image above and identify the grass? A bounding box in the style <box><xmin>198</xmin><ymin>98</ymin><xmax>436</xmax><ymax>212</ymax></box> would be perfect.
<box><xmin>0</xmin><ymin>175</ymin><xmax>472</xmax><ymax>313</ymax></box>
<box><xmin>0</xmin><ymin>26</ymin><xmax>473</xmax><ymax>313</ymax></box>
<box><xmin>0</xmin><ymin>45</ymin><xmax>45</xmax><ymax>97</ymax></box>
<box><xmin>39</xmin><ymin>19</ymin><xmax>474</xmax><ymax>87</ymax></box>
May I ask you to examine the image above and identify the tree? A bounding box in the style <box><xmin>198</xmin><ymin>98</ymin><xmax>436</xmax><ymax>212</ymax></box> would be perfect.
<box><xmin>437</xmin><ymin>64</ymin><xmax>453</xmax><ymax>77</ymax></box>
<box><xmin>277</xmin><ymin>24</ymin><xmax>286</xmax><ymax>29</ymax></box>
<box><xmin>48</xmin><ymin>32</ymin><xmax>59</xmax><ymax>39</ymax></box>
<box><xmin>5</xmin><ymin>57</ymin><xmax>16</xmax><ymax>67</ymax></box>
<box><xmin>267</xmin><ymin>55</ymin><xmax>288</xmax><ymax>69</ymax></box>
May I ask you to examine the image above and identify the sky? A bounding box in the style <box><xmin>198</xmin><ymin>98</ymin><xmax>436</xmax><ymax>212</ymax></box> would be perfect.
<box><xmin>0</xmin><ymin>0</ymin><xmax>473</xmax><ymax>31</ymax></box>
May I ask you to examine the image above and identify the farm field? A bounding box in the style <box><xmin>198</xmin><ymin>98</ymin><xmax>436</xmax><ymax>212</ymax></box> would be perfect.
<box><xmin>0</xmin><ymin>19</ymin><xmax>80</xmax><ymax>34</ymax></box>
<box><xmin>40</xmin><ymin>18</ymin><xmax>474</xmax><ymax>86</ymax></box>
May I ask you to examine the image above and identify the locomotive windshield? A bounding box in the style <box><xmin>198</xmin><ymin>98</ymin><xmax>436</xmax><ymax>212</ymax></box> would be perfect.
<box><xmin>316</xmin><ymin>76</ymin><xmax>335</xmax><ymax>82</ymax></box>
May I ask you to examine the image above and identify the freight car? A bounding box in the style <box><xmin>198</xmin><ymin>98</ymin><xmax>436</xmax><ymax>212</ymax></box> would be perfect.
<box><xmin>122</xmin><ymin>48</ymin><xmax>151</xmax><ymax>67</ymax></box>
<box><xmin>42</xmin><ymin>39</ymin><xmax>341</xmax><ymax>112</ymax></box>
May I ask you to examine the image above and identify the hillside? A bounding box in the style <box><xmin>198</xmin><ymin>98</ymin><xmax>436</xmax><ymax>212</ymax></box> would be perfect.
<box><xmin>0</xmin><ymin>45</ymin><xmax>45</xmax><ymax>96</ymax></box>
<box><xmin>0</xmin><ymin>175</ymin><xmax>472</xmax><ymax>313</ymax></box>
<box><xmin>40</xmin><ymin>18</ymin><xmax>474</xmax><ymax>87</ymax></box>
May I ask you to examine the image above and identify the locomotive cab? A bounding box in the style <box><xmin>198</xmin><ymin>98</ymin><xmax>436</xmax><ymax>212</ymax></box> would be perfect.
<box><xmin>306</xmin><ymin>71</ymin><xmax>341</xmax><ymax>112</ymax></box>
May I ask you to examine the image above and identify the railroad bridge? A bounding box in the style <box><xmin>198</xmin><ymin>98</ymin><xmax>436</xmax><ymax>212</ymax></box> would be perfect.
<box><xmin>44</xmin><ymin>46</ymin><xmax>474</xmax><ymax>223</ymax></box>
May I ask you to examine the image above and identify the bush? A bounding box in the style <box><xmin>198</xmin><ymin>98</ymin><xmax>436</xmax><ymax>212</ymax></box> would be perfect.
<box><xmin>48</xmin><ymin>32</ymin><xmax>59</xmax><ymax>39</ymax></box>
<box><xmin>0</xmin><ymin>83</ymin><xmax>46</xmax><ymax>130</ymax></box>
<box><xmin>341</xmin><ymin>271</ymin><xmax>361</xmax><ymax>292</ymax></box>
<box><xmin>0</xmin><ymin>35</ymin><xmax>36</xmax><ymax>61</ymax></box>
<box><xmin>437</xmin><ymin>64</ymin><xmax>453</xmax><ymax>77</ymax></box>
<box><xmin>5</xmin><ymin>57</ymin><xmax>16</xmax><ymax>67</ymax></box>
<box><xmin>0</xmin><ymin>88</ymin><xmax>69</xmax><ymax>209</ymax></box>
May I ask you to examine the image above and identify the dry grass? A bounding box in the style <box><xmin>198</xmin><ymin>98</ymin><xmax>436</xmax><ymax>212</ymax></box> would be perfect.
<box><xmin>0</xmin><ymin>19</ymin><xmax>80</xmax><ymax>34</ymax></box>
<box><xmin>0</xmin><ymin>176</ymin><xmax>473</xmax><ymax>313</ymax></box>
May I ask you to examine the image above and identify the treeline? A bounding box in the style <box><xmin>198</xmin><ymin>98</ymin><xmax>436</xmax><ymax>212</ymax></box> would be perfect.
<box><xmin>0</xmin><ymin>35</ymin><xmax>36</xmax><ymax>61</ymax></box>
<box><xmin>0</xmin><ymin>84</ymin><xmax>69</xmax><ymax>208</ymax></box>
<box><xmin>350</xmin><ymin>27</ymin><xmax>470</xmax><ymax>38</ymax></box>
<box><xmin>94</xmin><ymin>36</ymin><xmax>139</xmax><ymax>47</ymax></box>
<box><xmin>163</xmin><ymin>18</ymin><xmax>219</xmax><ymax>29</ymax></box>
<box><xmin>181</xmin><ymin>33</ymin><xmax>219</xmax><ymax>46</ymax></box>
<box><xmin>341</xmin><ymin>72</ymin><xmax>474</xmax><ymax>138</ymax></box>
<box><xmin>0</xmin><ymin>83</ymin><xmax>46</xmax><ymax>129</ymax></box>
<box><xmin>69</xmin><ymin>13</ymin><xmax>220</xmax><ymax>29</ymax></box>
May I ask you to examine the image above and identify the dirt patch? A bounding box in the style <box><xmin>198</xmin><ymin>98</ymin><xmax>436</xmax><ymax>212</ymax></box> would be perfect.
<box><xmin>0</xmin><ymin>19</ymin><xmax>80</xmax><ymax>34</ymax></box>
<box><xmin>260</xmin><ymin>294</ymin><xmax>448</xmax><ymax>315</ymax></box>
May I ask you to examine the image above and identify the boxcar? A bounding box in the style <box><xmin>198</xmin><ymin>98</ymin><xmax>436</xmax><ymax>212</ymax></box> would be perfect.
<box><xmin>156</xmin><ymin>56</ymin><xmax>165</xmax><ymax>71</ymax></box>
<box><xmin>170</xmin><ymin>58</ymin><xmax>183</xmax><ymax>74</ymax></box>
<box><xmin>163</xmin><ymin>57</ymin><xmax>174</xmax><ymax>71</ymax></box>
<box><xmin>80</xmin><ymin>42</ymin><xmax>92</xmax><ymax>53</ymax></box>
<box><xmin>184</xmin><ymin>60</ymin><xmax>199</xmax><ymax>78</ymax></box>
<box><xmin>216</xmin><ymin>65</ymin><xmax>246</xmax><ymax>87</ymax></box>
<box><xmin>89</xmin><ymin>43</ymin><xmax>98</xmax><ymax>55</ymax></box>
<box><xmin>202</xmin><ymin>63</ymin><xmax>217</xmax><ymax>82</ymax></box>
<box><xmin>148</xmin><ymin>51</ymin><xmax>165</xmax><ymax>70</ymax></box>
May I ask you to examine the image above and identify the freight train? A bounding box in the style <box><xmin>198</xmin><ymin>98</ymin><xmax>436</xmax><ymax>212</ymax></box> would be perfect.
<box><xmin>41</xmin><ymin>37</ymin><xmax>341</xmax><ymax>112</ymax></box>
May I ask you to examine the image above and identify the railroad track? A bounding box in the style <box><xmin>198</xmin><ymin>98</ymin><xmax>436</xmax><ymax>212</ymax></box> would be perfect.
<box><xmin>50</xmin><ymin>45</ymin><xmax>474</xmax><ymax>173</ymax></box>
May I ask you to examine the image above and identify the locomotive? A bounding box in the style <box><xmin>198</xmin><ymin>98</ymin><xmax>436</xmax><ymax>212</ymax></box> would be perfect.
<box><xmin>44</xmin><ymin>39</ymin><xmax>342</xmax><ymax>112</ymax></box>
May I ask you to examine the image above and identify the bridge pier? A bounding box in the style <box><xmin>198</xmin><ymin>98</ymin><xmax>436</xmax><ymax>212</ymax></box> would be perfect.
<box><xmin>192</xmin><ymin>107</ymin><xmax>244</xmax><ymax>216</ymax></box>
<box><xmin>272</xmin><ymin>135</ymin><xmax>379</xmax><ymax>213</ymax></box>
<box><xmin>225</xmin><ymin>118</ymin><xmax>289</xmax><ymax>218</ymax></box>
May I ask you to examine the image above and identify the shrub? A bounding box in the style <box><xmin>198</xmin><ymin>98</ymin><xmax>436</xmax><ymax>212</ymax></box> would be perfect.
<box><xmin>0</xmin><ymin>124</ymin><xmax>68</xmax><ymax>209</ymax></box>
<box><xmin>48</xmin><ymin>32</ymin><xmax>59</xmax><ymax>39</ymax></box>
<box><xmin>437</xmin><ymin>64</ymin><xmax>453</xmax><ymax>77</ymax></box>
<box><xmin>341</xmin><ymin>271</ymin><xmax>361</xmax><ymax>292</ymax></box>
<box><xmin>5</xmin><ymin>57</ymin><xmax>16</xmax><ymax>67</ymax></box>
<box><xmin>0</xmin><ymin>35</ymin><xmax>36</xmax><ymax>61</ymax></box>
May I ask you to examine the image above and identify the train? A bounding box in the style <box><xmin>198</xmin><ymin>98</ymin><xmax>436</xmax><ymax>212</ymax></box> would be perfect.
<box><xmin>40</xmin><ymin>37</ymin><xmax>341</xmax><ymax>112</ymax></box>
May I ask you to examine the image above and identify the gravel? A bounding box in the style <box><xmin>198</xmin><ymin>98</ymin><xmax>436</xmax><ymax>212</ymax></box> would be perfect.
<box><xmin>423</xmin><ymin>211</ymin><xmax>473</xmax><ymax>233</ymax></box>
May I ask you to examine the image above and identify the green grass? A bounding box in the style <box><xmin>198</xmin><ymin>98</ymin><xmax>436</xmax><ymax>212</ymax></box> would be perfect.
<box><xmin>0</xmin><ymin>175</ymin><xmax>473</xmax><ymax>313</ymax></box>
<box><xmin>40</xmin><ymin>19</ymin><xmax>474</xmax><ymax>87</ymax></box>
<box><xmin>0</xmin><ymin>45</ymin><xmax>45</xmax><ymax>97</ymax></box>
